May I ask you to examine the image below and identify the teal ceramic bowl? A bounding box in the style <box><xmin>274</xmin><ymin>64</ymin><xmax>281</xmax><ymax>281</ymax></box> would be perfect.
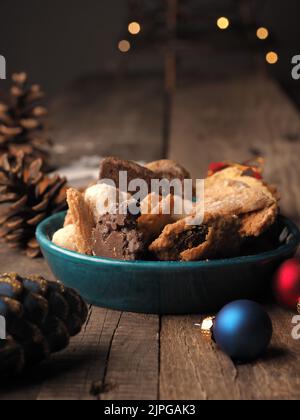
<box><xmin>36</xmin><ymin>212</ymin><xmax>300</xmax><ymax>314</ymax></box>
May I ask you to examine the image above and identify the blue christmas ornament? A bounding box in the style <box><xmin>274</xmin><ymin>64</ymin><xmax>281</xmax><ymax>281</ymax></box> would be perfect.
<box><xmin>213</xmin><ymin>300</ymin><xmax>273</xmax><ymax>363</ymax></box>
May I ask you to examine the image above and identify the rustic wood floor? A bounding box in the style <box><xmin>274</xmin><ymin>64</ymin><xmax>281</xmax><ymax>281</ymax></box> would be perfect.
<box><xmin>1</xmin><ymin>65</ymin><xmax>300</xmax><ymax>400</ymax></box>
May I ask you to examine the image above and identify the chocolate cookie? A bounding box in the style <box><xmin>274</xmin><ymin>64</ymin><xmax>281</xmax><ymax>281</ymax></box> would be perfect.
<box><xmin>149</xmin><ymin>214</ymin><xmax>241</xmax><ymax>262</ymax></box>
<box><xmin>99</xmin><ymin>157</ymin><xmax>192</xmax><ymax>198</ymax></box>
<box><xmin>99</xmin><ymin>157</ymin><xmax>155</xmax><ymax>191</ymax></box>
<box><xmin>92</xmin><ymin>210</ymin><xmax>146</xmax><ymax>261</ymax></box>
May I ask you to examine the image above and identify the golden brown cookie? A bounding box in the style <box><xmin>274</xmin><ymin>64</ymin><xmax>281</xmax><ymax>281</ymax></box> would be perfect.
<box><xmin>239</xmin><ymin>203</ymin><xmax>278</xmax><ymax>237</ymax></box>
<box><xmin>150</xmin><ymin>170</ymin><xmax>279</xmax><ymax>261</ymax></box>
<box><xmin>138</xmin><ymin>193</ymin><xmax>175</xmax><ymax>243</ymax></box>
<box><xmin>205</xmin><ymin>166</ymin><xmax>277</xmax><ymax>202</ymax></box>
<box><xmin>138</xmin><ymin>193</ymin><xmax>195</xmax><ymax>243</ymax></box>
<box><xmin>52</xmin><ymin>224</ymin><xmax>78</xmax><ymax>252</ymax></box>
<box><xmin>204</xmin><ymin>179</ymin><xmax>274</xmax><ymax>216</ymax></box>
<box><xmin>204</xmin><ymin>168</ymin><xmax>278</xmax><ymax>237</ymax></box>
<box><xmin>146</xmin><ymin>159</ymin><xmax>191</xmax><ymax>181</ymax></box>
<box><xmin>63</xmin><ymin>210</ymin><xmax>73</xmax><ymax>227</ymax></box>
<box><xmin>66</xmin><ymin>188</ymin><xmax>95</xmax><ymax>255</ymax></box>
<box><xmin>149</xmin><ymin>213</ymin><xmax>241</xmax><ymax>262</ymax></box>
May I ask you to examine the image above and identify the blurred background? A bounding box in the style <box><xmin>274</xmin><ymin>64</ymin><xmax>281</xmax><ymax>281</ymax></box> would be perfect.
<box><xmin>1</xmin><ymin>0</ymin><xmax>299</xmax><ymax>97</ymax></box>
<box><xmin>0</xmin><ymin>0</ymin><xmax>300</xmax><ymax>194</ymax></box>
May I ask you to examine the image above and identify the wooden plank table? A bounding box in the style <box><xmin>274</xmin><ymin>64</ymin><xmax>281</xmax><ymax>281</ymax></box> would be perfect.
<box><xmin>1</xmin><ymin>71</ymin><xmax>300</xmax><ymax>400</ymax></box>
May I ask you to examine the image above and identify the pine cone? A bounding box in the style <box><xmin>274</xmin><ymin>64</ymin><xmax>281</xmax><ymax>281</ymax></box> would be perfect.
<box><xmin>0</xmin><ymin>273</ymin><xmax>88</xmax><ymax>376</ymax></box>
<box><xmin>0</xmin><ymin>73</ymin><xmax>51</xmax><ymax>168</ymax></box>
<box><xmin>0</xmin><ymin>152</ymin><xmax>67</xmax><ymax>258</ymax></box>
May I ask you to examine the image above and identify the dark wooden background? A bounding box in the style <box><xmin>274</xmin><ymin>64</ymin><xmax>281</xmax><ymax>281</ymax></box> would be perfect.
<box><xmin>0</xmin><ymin>46</ymin><xmax>300</xmax><ymax>399</ymax></box>
<box><xmin>1</xmin><ymin>0</ymin><xmax>300</xmax><ymax>104</ymax></box>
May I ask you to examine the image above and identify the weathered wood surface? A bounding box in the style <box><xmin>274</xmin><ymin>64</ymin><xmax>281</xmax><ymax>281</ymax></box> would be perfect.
<box><xmin>0</xmin><ymin>293</ymin><xmax>159</xmax><ymax>401</ymax></box>
<box><xmin>36</xmin><ymin>308</ymin><xmax>122</xmax><ymax>401</ymax></box>
<box><xmin>1</xmin><ymin>72</ymin><xmax>300</xmax><ymax>400</ymax></box>
<box><xmin>49</xmin><ymin>74</ymin><xmax>164</xmax><ymax>167</ymax></box>
<box><xmin>0</xmin><ymin>76</ymin><xmax>162</xmax><ymax>401</ymax></box>
<box><xmin>160</xmin><ymin>308</ymin><xmax>300</xmax><ymax>400</ymax></box>
<box><xmin>160</xmin><ymin>70</ymin><xmax>300</xmax><ymax>400</ymax></box>
<box><xmin>168</xmin><ymin>73</ymin><xmax>300</xmax><ymax>226</ymax></box>
<box><xmin>100</xmin><ymin>313</ymin><xmax>159</xmax><ymax>401</ymax></box>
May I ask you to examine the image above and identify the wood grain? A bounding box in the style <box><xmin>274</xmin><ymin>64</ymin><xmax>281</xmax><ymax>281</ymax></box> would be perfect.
<box><xmin>160</xmin><ymin>315</ymin><xmax>241</xmax><ymax>400</ymax></box>
<box><xmin>36</xmin><ymin>308</ymin><xmax>122</xmax><ymax>400</ymax></box>
<box><xmin>0</xmin><ymin>306</ymin><xmax>121</xmax><ymax>400</ymax></box>
<box><xmin>0</xmin><ymin>247</ymin><xmax>55</xmax><ymax>281</ymax></box>
<box><xmin>168</xmin><ymin>73</ymin><xmax>300</xmax><ymax>225</ymax></box>
<box><xmin>0</xmin><ymin>244</ymin><xmax>160</xmax><ymax>400</ymax></box>
<box><xmin>1</xmin><ymin>71</ymin><xmax>300</xmax><ymax>400</ymax></box>
<box><xmin>235</xmin><ymin>308</ymin><xmax>300</xmax><ymax>400</ymax></box>
<box><xmin>161</xmin><ymin>71</ymin><xmax>300</xmax><ymax>400</ymax></box>
<box><xmin>159</xmin><ymin>308</ymin><xmax>300</xmax><ymax>400</ymax></box>
<box><xmin>100</xmin><ymin>312</ymin><xmax>159</xmax><ymax>401</ymax></box>
<box><xmin>0</xmin><ymin>252</ymin><xmax>159</xmax><ymax>401</ymax></box>
<box><xmin>0</xmin><ymin>76</ymin><xmax>163</xmax><ymax>400</ymax></box>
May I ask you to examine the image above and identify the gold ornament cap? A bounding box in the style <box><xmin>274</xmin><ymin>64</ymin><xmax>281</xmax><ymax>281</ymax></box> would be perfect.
<box><xmin>197</xmin><ymin>316</ymin><xmax>215</xmax><ymax>340</ymax></box>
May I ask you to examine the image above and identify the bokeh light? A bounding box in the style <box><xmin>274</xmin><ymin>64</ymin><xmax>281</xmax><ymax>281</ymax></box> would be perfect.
<box><xmin>257</xmin><ymin>27</ymin><xmax>269</xmax><ymax>40</ymax></box>
<box><xmin>128</xmin><ymin>22</ymin><xmax>141</xmax><ymax>35</ymax></box>
<box><xmin>266</xmin><ymin>51</ymin><xmax>279</xmax><ymax>64</ymax></box>
<box><xmin>217</xmin><ymin>17</ymin><xmax>230</xmax><ymax>30</ymax></box>
<box><xmin>118</xmin><ymin>40</ymin><xmax>131</xmax><ymax>53</ymax></box>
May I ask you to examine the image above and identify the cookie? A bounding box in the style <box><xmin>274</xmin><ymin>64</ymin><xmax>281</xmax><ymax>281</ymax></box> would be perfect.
<box><xmin>92</xmin><ymin>206</ymin><xmax>146</xmax><ymax>261</ymax></box>
<box><xmin>99</xmin><ymin>157</ymin><xmax>156</xmax><ymax>191</ymax></box>
<box><xmin>149</xmin><ymin>170</ymin><xmax>278</xmax><ymax>261</ymax></box>
<box><xmin>85</xmin><ymin>182</ymin><xmax>131</xmax><ymax>223</ymax></box>
<box><xmin>52</xmin><ymin>224</ymin><xmax>78</xmax><ymax>252</ymax></box>
<box><xmin>205</xmin><ymin>166</ymin><xmax>277</xmax><ymax>201</ymax></box>
<box><xmin>138</xmin><ymin>193</ymin><xmax>194</xmax><ymax>243</ymax></box>
<box><xmin>138</xmin><ymin>193</ymin><xmax>175</xmax><ymax>243</ymax></box>
<box><xmin>204</xmin><ymin>179</ymin><xmax>274</xmax><ymax>215</ymax></box>
<box><xmin>63</xmin><ymin>210</ymin><xmax>73</xmax><ymax>227</ymax></box>
<box><xmin>99</xmin><ymin>158</ymin><xmax>192</xmax><ymax>199</ymax></box>
<box><xmin>149</xmin><ymin>213</ymin><xmax>241</xmax><ymax>261</ymax></box>
<box><xmin>66</xmin><ymin>188</ymin><xmax>95</xmax><ymax>255</ymax></box>
<box><xmin>239</xmin><ymin>203</ymin><xmax>278</xmax><ymax>237</ymax></box>
<box><xmin>146</xmin><ymin>159</ymin><xmax>191</xmax><ymax>181</ymax></box>
<box><xmin>204</xmin><ymin>168</ymin><xmax>278</xmax><ymax>237</ymax></box>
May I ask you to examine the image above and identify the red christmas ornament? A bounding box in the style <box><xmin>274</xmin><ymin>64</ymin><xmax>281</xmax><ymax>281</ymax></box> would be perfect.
<box><xmin>208</xmin><ymin>161</ymin><xmax>263</xmax><ymax>179</ymax></box>
<box><xmin>208</xmin><ymin>162</ymin><xmax>229</xmax><ymax>176</ymax></box>
<box><xmin>274</xmin><ymin>259</ymin><xmax>300</xmax><ymax>310</ymax></box>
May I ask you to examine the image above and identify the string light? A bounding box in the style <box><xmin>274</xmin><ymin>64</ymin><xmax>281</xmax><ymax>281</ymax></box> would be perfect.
<box><xmin>128</xmin><ymin>22</ymin><xmax>141</xmax><ymax>35</ymax></box>
<box><xmin>257</xmin><ymin>27</ymin><xmax>269</xmax><ymax>40</ymax></box>
<box><xmin>121</xmin><ymin>12</ymin><xmax>276</xmax><ymax>68</ymax></box>
<box><xmin>217</xmin><ymin>17</ymin><xmax>230</xmax><ymax>30</ymax></box>
<box><xmin>118</xmin><ymin>40</ymin><xmax>131</xmax><ymax>53</ymax></box>
<box><xmin>266</xmin><ymin>51</ymin><xmax>279</xmax><ymax>64</ymax></box>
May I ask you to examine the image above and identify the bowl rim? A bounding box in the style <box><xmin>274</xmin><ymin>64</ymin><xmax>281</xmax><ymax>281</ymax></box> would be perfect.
<box><xmin>36</xmin><ymin>212</ymin><xmax>300</xmax><ymax>269</ymax></box>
